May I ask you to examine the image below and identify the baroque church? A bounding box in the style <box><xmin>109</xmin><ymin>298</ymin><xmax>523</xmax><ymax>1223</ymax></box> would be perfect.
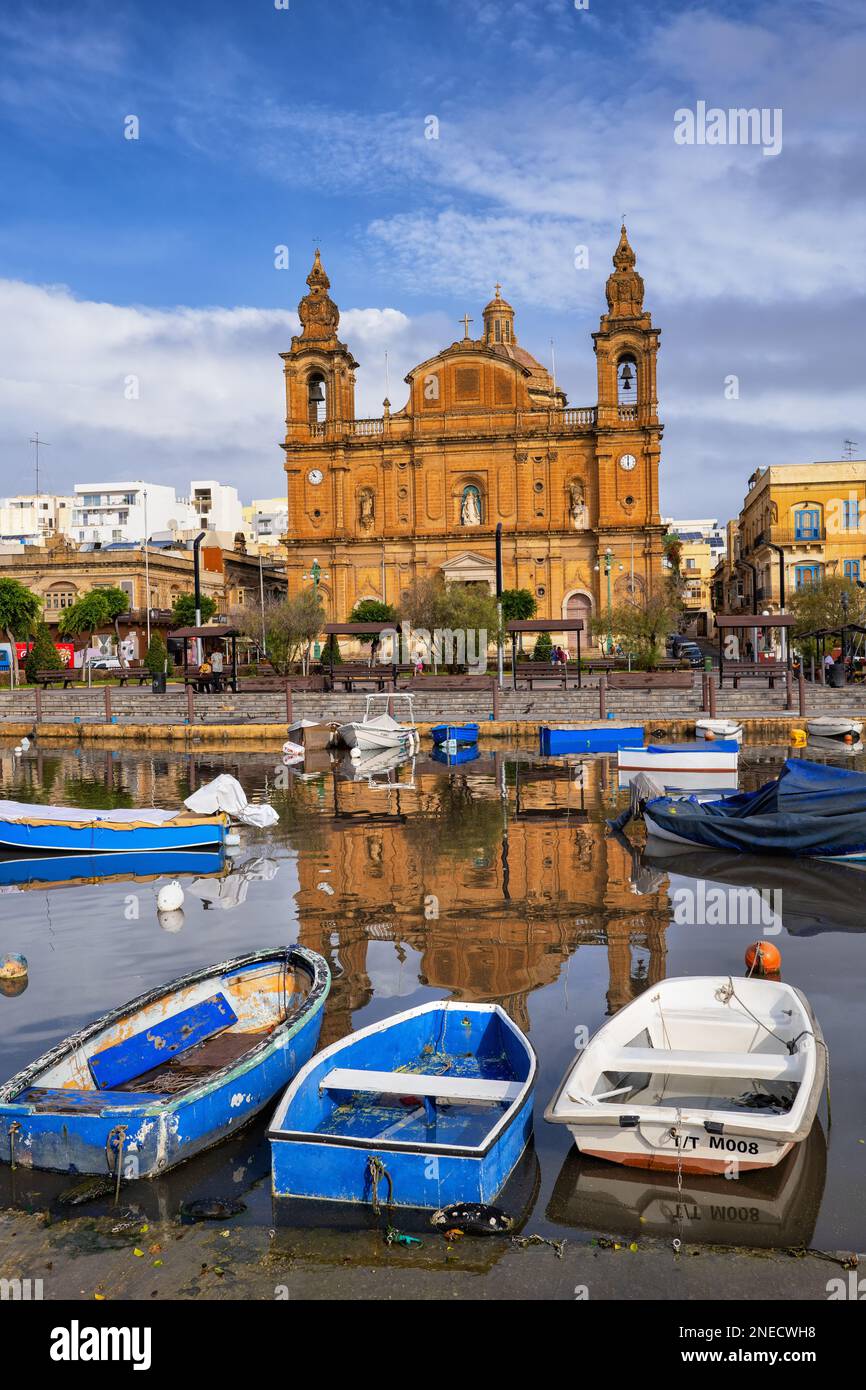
<box><xmin>280</xmin><ymin>227</ymin><xmax>664</xmax><ymax>648</ymax></box>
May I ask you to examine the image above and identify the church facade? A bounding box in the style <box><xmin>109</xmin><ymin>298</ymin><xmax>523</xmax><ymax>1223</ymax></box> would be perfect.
<box><xmin>280</xmin><ymin>227</ymin><xmax>665</xmax><ymax>648</ymax></box>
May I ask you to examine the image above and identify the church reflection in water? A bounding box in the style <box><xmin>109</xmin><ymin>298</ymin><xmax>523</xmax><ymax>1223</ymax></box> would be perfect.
<box><xmin>280</xmin><ymin>751</ymin><xmax>671</xmax><ymax>1048</ymax></box>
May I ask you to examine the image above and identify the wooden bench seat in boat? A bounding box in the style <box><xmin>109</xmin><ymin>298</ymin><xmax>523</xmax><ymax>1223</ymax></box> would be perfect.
<box><xmin>320</xmin><ymin>1067</ymin><xmax>522</xmax><ymax>1103</ymax></box>
<box><xmin>601</xmin><ymin>1047</ymin><xmax>801</xmax><ymax>1082</ymax></box>
<box><xmin>88</xmin><ymin>993</ymin><xmax>238</xmax><ymax>1090</ymax></box>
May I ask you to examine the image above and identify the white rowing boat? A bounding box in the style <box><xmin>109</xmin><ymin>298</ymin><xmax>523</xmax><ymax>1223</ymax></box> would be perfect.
<box><xmin>545</xmin><ymin>976</ymin><xmax>825</xmax><ymax>1174</ymax></box>
<box><xmin>695</xmin><ymin>719</ymin><xmax>743</xmax><ymax>743</ymax></box>
<box><xmin>806</xmin><ymin>716</ymin><xmax>863</xmax><ymax>740</ymax></box>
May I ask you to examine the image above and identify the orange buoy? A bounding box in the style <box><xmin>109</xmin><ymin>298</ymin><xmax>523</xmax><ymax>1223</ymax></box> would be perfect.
<box><xmin>844</xmin><ymin>733</ymin><xmax>854</xmax><ymax>744</ymax></box>
<box><xmin>745</xmin><ymin>940</ymin><xmax>782</xmax><ymax>976</ymax></box>
<box><xmin>704</xmin><ymin>730</ymin><xmax>715</xmax><ymax>741</ymax></box>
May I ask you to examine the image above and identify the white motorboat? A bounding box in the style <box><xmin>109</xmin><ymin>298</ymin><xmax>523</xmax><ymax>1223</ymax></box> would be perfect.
<box><xmin>695</xmin><ymin>719</ymin><xmax>743</xmax><ymax>743</ymax></box>
<box><xmin>806</xmin><ymin>716</ymin><xmax>863</xmax><ymax>741</ymax></box>
<box><xmin>617</xmin><ymin>740</ymin><xmax>739</xmax><ymax>792</ymax></box>
<box><xmin>545</xmin><ymin>976</ymin><xmax>825</xmax><ymax>1174</ymax></box>
<box><xmin>338</xmin><ymin>694</ymin><xmax>420</xmax><ymax>754</ymax></box>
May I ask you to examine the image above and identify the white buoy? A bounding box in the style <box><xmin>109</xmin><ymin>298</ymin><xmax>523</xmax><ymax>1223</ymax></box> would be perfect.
<box><xmin>13</xmin><ymin>745</ymin><xmax>22</xmax><ymax>756</ymax></box>
<box><xmin>157</xmin><ymin>880</ymin><xmax>184</xmax><ymax>913</ymax></box>
<box><xmin>350</xmin><ymin>746</ymin><xmax>361</xmax><ymax>760</ymax></box>
<box><xmin>157</xmin><ymin>909</ymin><xmax>185</xmax><ymax>933</ymax></box>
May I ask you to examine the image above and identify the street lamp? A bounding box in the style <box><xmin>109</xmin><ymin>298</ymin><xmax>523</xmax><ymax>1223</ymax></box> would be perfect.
<box><xmin>594</xmin><ymin>547</ymin><xmax>624</xmax><ymax>655</ymax></box>
<box><xmin>303</xmin><ymin>557</ymin><xmax>330</xmax><ymax>660</ymax></box>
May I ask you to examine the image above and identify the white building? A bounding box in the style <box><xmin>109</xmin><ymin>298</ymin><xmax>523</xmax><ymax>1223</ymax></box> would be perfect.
<box><xmin>0</xmin><ymin>493</ymin><xmax>76</xmax><ymax>542</ymax></box>
<box><xmin>245</xmin><ymin>497</ymin><xmax>288</xmax><ymax>547</ymax></box>
<box><xmin>188</xmin><ymin>481</ymin><xmax>245</xmax><ymax>537</ymax></box>
<box><xmin>71</xmin><ymin>482</ymin><xmax>195</xmax><ymax>545</ymax></box>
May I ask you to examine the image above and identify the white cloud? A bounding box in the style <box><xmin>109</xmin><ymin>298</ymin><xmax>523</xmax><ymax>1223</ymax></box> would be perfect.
<box><xmin>0</xmin><ymin>280</ymin><xmax>446</xmax><ymax>498</ymax></box>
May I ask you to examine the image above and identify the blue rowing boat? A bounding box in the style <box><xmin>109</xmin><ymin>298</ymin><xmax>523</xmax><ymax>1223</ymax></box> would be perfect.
<box><xmin>0</xmin><ymin>947</ymin><xmax>330</xmax><ymax>1177</ymax></box>
<box><xmin>268</xmin><ymin>1001</ymin><xmax>536</xmax><ymax>1209</ymax></box>
<box><xmin>0</xmin><ymin>798</ymin><xmax>228</xmax><ymax>854</ymax></box>
<box><xmin>430</xmin><ymin>723</ymin><xmax>480</xmax><ymax>746</ymax></box>
<box><xmin>540</xmin><ymin>726</ymin><xmax>644</xmax><ymax>755</ymax></box>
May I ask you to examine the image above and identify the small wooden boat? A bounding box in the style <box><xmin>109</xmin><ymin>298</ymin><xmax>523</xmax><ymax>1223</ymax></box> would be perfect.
<box><xmin>339</xmin><ymin>694</ymin><xmax>420</xmax><ymax>754</ymax></box>
<box><xmin>0</xmin><ymin>948</ymin><xmax>329</xmax><ymax>1177</ymax></box>
<box><xmin>540</xmin><ymin>725</ymin><xmax>644</xmax><ymax>755</ymax></box>
<box><xmin>545</xmin><ymin>976</ymin><xmax>825</xmax><ymax>1174</ymax></box>
<box><xmin>807</xmin><ymin>716</ymin><xmax>863</xmax><ymax>740</ymax></box>
<box><xmin>696</xmin><ymin>718</ymin><xmax>743</xmax><ymax>743</ymax></box>
<box><xmin>0</xmin><ymin>799</ymin><xmax>228</xmax><ymax>854</ymax></box>
<box><xmin>644</xmin><ymin>758</ymin><xmax>866</xmax><ymax>859</ymax></box>
<box><xmin>430</xmin><ymin>723</ymin><xmax>479</xmax><ymax>746</ymax></box>
<box><xmin>618</xmin><ymin>740</ymin><xmax>739</xmax><ymax>792</ymax></box>
<box><xmin>269</xmin><ymin>1001</ymin><xmax>536</xmax><ymax>1208</ymax></box>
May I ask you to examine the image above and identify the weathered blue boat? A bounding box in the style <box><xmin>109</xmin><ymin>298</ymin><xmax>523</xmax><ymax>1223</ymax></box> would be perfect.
<box><xmin>430</xmin><ymin>723</ymin><xmax>479</xmax><ymax>746</ymax></box>
<box><xmin>0</xmin><ymin>947</ymin><xmax>329</xmax><ymax>1177</ymax></box>
<box><xmin>0</xmin><ymin>848</ymin><xmax>225</xmax><ymax>891</ymax></box>
<box><xmin>0</xmin><ymin>798</ymin><xmax>228</xmax><ymax>854</ymax></box>
<box><xmin>644</xmin><ymin>758</ymin><xmax>866</xmax><ymax>860</ymax></box>
<box><xmin>269</xmin><ymin>1001</ymin><xmax>536</xmax><ymax>1209</ymax></box>
<box><xmin>540</xmin><ymin>726</ymin><xmax>644</xmax><ymax>755</ymax></box>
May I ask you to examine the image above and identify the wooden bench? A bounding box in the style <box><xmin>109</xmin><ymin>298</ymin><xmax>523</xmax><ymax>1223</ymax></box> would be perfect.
<box><xmin>327</xmin><ymin>663</ymin><xmax>397</xmax><ymax>691</ymax></box>
<box><xmin>602</xmin><ymin>1046</ymin><xmax>800</xmax><ymax>1083</ymax></box>
<box><xmin>35</xmin><ymin>668</ymin><xmax>80</xmax><ymax>688</ymax></box>
<box><xmin>89</xmin><ymin>993</ymin><xmax>238</xmax><ymax>1090</ymax></box>
<box><xmin>320</xmin><ymin>1067</ymin><xmax>522</xmax><ymax>1103</ymax></box>
<box><xmin>722</xmin><ymin>662</ymin><xmax>787</xmax><ymax>689</ymax></box>
<box><xmin>116</xmin><ymin>664</ymin><xmax>151</xmax><ymax>687</ymax></box>
<box><xmin>515</xmin><ymin>662</ymin><xmax>571</xmax><ymax>689</ymax></box>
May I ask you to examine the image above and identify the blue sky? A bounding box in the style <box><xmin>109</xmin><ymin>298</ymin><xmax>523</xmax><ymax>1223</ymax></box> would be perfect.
<box><xmin>0</xmin><ymin>0</ymin><xmax>863</xmax><ymax>515</ymax></box>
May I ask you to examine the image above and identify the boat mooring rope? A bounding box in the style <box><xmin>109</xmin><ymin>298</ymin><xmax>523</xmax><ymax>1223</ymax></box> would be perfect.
<box><xmin>8</xmin><ymin>1121</ymin><xmax>21</xmax><ymax>1170</ymax></box>
<box><xmin>106</xmin><ymin>1125</ymin><xmax>128</xmax><ymax>1204</ymax></box>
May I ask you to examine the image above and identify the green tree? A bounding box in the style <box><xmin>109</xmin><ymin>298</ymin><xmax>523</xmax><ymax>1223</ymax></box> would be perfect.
<box><xmin>24</xmin><ymin>623</ymin><xmax>62</xmax><ymax>684</ymax></box>
<box><xmin>347</xmin><ymin>598</ymin><xmax>397</xmax><ymax>646</ymax></box>
<box><xmin>233</xmin><ymin>591</ymin><xmax>324</xmax><ymax>674</ymax></box>
<box><xmin>532</xmin><ymin>630</ymin><xmax>553</xmax><ymax>663</ymax></box>
<box><xmin>789</xmin><ymin>576</ymin><xmax>866</xmax><ymax>658</ymax></box>
<box><xmin>320</xmin><ymin>633</ymin><xmax>342</xmax><ymax>665</ymax></box>
<box><xmin>399</xmin><ymin>579</ymin><xmax>496</xmax><ymax>670</ymax></box>
<box><xmin>143</xmin><ymin>632</ymin><xmax>169</xmax><ymax>676</ymax></box>
<box><xmin>171</xmin><ymin>593</ymin><xmax>218</xmax><ymax>629</ymax></box>
<box><xmin>58</xmin><ymin>587</ymin><xmax>130</xmax><ymax>665</ymax></box>
<box><xmin>592</xmin><ymin>590</ymin><xmax>683</xmax><ymax>670</ymax></box>
<box><xmin>0</xmin><ymin>578</ymin><xmax>41</xmax><ymax>683</ymax></box>
<box><xmin>500</xmin><ymin>588</ymin><xmax>537</xmax><ymax>623</ymax></box>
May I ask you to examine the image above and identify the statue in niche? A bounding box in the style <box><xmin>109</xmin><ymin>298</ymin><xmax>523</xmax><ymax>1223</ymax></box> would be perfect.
<box><xmin>359</xmin><ymin>488</ymin><xmax>375</xmax><ymax>529</ymax></box>
<box><xmin>569</xmin><ymin>479</ymin><xmax>589</xmax><ymax>531</ymax></box>
<box><xmin>461</xmin><ymin>485</ymin><xmax>482</xmax><ymax>526</ymax></box>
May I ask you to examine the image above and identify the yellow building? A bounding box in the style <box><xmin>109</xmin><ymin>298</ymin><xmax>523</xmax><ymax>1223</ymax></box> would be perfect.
<box><xmin>279</xmin><ymin>229</ymin><xmax>666</xmax><ymax>648</ymax></box>
<box><xmin>664</xmin><ymin>519</ymin><xmax>725</xmax><ymax>633</ymax></box>
<box><xmin>737</xmin><ymin>461</ymin><xmax>866</xmax><ymax>609</ymax></box>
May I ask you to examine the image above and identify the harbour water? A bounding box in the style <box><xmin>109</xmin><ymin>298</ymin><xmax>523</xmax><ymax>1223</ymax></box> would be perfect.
<box><xmin>0</xmin><ymin>741</ymin><xmax>863</xmax><ymax>1288</ymax></box>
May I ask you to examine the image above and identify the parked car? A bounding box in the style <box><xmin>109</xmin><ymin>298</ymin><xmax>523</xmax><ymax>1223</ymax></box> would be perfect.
<box><xmin>676</xmin><ymin>642</ymin><xmax>704</xmax><ymax>668</ymax></box>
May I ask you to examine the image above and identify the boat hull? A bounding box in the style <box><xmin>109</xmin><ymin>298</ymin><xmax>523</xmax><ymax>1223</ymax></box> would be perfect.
<box><xmin>271</xmin><ymin>1097</ymin><xmax>534</xmax><ymax>1208</ymax></box>
<box><xmin>269</xmin><ymin>1001</ymin><xmax>536</xmax><ymax>1209</ymax></box>
<box><xmin>540</xmin><ymin>726</ymin><xmax>643</xmax><ymax>755</ymax></box>
<box><xmin>0</xmin><ymin>819</ymin><xmax>226</xmax><ymax>855</ymax></box>
<box><xmin>568</xmin><ymin>1125</ymin><xmax>793</xmax><ymax>1174</ymax></box>
<box><xmin>0</xmin><ymin>948</ymin><xmax>329</xmax><ymax>1178</ymax></box>
<box><xmin>431</xmin><ymin>724</ymin><xmax>479</xmax><ymax>746</ymax></box>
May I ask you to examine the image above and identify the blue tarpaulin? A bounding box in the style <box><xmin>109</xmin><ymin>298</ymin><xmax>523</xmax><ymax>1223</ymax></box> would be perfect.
<box><xmin>645</xmin><ymin>759</ymin><xmax>866</xmax><ymax>859</ymax></box>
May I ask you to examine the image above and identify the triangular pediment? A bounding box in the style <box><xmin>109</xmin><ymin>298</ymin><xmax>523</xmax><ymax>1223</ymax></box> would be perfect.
<box><xmin>441</xmin><ymin>551</ymin><xmax>494</xmax><ymax>573</ymax></box>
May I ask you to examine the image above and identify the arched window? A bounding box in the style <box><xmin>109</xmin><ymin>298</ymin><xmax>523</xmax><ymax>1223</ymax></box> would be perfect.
<box><xmin>308</xmin><ymin>372</ymin><xmax>327</xmax><ymax>425</ymax></box>
<box><xmin>503</xmin><ymin>321</ymin><xmax>511</xmax><ymax>343</ymax></box>
<box><xmin>494</xmin><ymin>320</ymin><xmax>502</xmax><ymax>342</ymax></box>
<box><xmin>617</xmin><ymin>355</ymin><xmax>638</xmax><ymax>404</ymax></box>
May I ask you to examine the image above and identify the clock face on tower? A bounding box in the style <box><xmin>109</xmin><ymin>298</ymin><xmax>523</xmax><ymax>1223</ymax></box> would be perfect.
<box><xmin>307</xmin><ymin>469</ymin><xmax>324</xmax><ymax>485</ymax></box>
<box><xmin>619</xmin><ymin>453</ymin><xmax>637</xmax><ymax>472</ymax></box>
